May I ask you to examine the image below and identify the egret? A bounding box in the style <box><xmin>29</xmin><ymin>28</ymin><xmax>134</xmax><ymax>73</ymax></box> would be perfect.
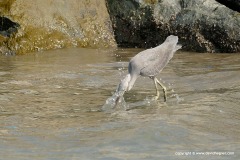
<box><xmin>114</xmin><ymin>35</ymin><xmax>181</xmax><ymax>106</ymax></box>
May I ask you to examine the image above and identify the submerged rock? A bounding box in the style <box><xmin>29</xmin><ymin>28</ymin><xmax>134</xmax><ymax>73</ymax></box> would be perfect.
<box><xmin>0</xmin><ymin>0</ymin><xmax>116</xmax><ymax>54</ymax></box>
<box><xmin>107</xmin><ymin>0</ymin><xmax>240</xmax><ymax>53</ymax></box>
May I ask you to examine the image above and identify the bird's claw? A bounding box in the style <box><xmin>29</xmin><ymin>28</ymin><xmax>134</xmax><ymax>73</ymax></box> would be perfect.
<box><xmin>152</xmin><ymin>95</ymin><xmax>167</xmax><ymax>102</ymax></box>
<box><xmin>163</xmin><ymin>94</ymin><xmax>167</xmax><ymax>102</ymax></box>
<box><xmin>152</xmin><ymin>96</ymin><xmax>159</xmax><ymax>101</ymax></box>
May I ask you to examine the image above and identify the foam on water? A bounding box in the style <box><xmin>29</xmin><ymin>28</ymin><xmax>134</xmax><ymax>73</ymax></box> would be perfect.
<box><xmin>102</xmin><ymin>91</ymin><xmax>129</xmax><ymax>112</ymax></box>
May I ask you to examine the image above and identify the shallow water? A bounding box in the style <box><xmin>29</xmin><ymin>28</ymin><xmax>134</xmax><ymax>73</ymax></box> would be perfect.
<box><xmin>0</xmin><ymin>48</ymin><xmax>239</xmax><ymax>160</ymax></box>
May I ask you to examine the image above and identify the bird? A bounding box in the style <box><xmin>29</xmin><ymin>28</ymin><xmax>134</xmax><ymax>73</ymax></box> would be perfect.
<box><xmin>113</xmin><ymin>35</ymin><xmax>181</xmax><ymax>106</ymax></box>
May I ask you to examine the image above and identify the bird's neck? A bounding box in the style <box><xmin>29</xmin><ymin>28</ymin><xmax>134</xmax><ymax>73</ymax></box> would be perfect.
<box><xmin>127</xmin><ymin>74</ymin><xmax>138</xmax><ymax>91</ymax></box>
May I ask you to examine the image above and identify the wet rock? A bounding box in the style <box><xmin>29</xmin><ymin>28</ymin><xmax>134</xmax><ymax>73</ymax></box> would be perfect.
<box><xmin>106</xmin><ymin>0</ymin><xmax>240</xmax><ymax>53</ymax></box>
<box><xmin>0</xmin><ymin>0</ymin><xmax>116</xmax><ymax>54</ymax></box>
<box><xmin>0</xmin><ymin>17</ymin><xmax>19</xmax><ymax>37</ymax></box>
<box><xmin>106</xmin><ymin>0</ymin><xmax>162</xmax><ymax>48</ymax></box>
<box><xmin>0</xmin><ymin>17</ymin><xmax>19</xmax><ymax>55</ymax></box>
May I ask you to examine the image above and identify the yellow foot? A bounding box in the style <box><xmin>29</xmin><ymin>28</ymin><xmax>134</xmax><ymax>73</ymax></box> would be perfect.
<box><xmin>152</xmin><ymin>96</ymin><xmax>159</xmax><ymax>101</ymax></box>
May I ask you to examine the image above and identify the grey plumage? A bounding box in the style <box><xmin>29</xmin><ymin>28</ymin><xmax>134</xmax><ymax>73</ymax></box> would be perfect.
<box><xmin>114</xmin><ymin>35</ymin><xmax>181</xmax><ymax>106</ymax></box>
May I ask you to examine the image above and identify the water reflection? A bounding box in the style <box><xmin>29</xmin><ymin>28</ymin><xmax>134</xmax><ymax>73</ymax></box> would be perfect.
<box><xmin>0</xmin><ymin>48</ymin><xmax>239</xmax><ymax>159</ymax></box>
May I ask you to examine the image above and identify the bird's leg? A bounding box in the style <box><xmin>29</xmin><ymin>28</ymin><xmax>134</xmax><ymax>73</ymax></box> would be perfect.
<box><xmin>155</xmin><ymin>77</ymin><xmax>167</xmax><ymax>102</ymax></box>
<box><xmin>153</xmin><ymin>77</ymin><xmax>160</xmax><ymax>100</ymax></box>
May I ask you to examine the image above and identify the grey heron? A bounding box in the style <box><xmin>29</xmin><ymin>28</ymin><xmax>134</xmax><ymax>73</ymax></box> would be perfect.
<box><xmin>114</xmin><ymin>35</ymin><xmax>181</xmax><ymax>106</ymax></box>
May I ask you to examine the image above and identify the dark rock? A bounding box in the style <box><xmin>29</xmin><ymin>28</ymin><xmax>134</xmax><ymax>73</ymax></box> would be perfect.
<box><xmin>0</xmin><ymin>16</ymin><xmax>19</xmax><ymax>37</ymax></box>
<box><xmin>106</xmin><ymin>0</ymin><xmax>240</xmax><ymax>53</ymax></box>
<box><xmin>106</xmin><ymin>0</ymin><xmax>162</xmax><ymax>48</ymax></box>
<box><xmin>0</xmin><ymin>17</ymin><xmax>19</xmax><ymax>55</ymax></box>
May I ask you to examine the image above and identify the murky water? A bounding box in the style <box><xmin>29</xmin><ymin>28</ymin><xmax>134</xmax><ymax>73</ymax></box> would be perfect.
<box><xmin>0</xmin><ymin>48</ymin><xmax>239</xmax><ymax>160</ymax></box>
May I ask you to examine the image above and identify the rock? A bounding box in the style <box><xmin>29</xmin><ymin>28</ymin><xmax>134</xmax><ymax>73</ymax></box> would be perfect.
<box><xmin>215</xmin><ymin>0</ymin><xmax>240</xmax><ymax>12</ymax></box>
<box><xmin>106</xmin><ymin>0</ymin><xmax>162</xmax><ymax>48</ymax></box>
<box><xmin>0</xmin><ymin>0</ymin><xmax>116</xmax><ymax>54</ymax></box>
<box><xmin>0</xmin><ymin>16</ymin><xmax>19</xmax><ymax>37</ymax></box>
<box><xmin>106</xmin><ymin>0</ymin><xmax>240</xmax><ymax>53</ymax></box>
<box><xmin>0</xmin><ymin>16</ymin><xmax>18</xmax><ymax>55</ymax></box>
<box><xmin>171</xmin><ymin>0</ymin><xmax>240</xmax><ymax>53</ymax></box>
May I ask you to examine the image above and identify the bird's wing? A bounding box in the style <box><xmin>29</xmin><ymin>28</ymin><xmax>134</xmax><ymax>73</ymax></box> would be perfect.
<box><xmin>129</xmin><ymin>36</ymin><xmax>180</xmax><ymax>77</ymax></box>
<box><xmin>128</xmin><ymin>48</ymin><xmax>156</xmax><ymax>74</ymax></box>
<box><xmin>140</xmin><ymin>44</ymin><xmax>175</xmax><ymax>76</ymax></box>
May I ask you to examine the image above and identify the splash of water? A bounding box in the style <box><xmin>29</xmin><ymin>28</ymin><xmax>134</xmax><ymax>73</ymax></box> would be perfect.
<box><xmin>102</xmin><ymin>91</ymin><xmax>129</xmax><ymax>112</ymax></box>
